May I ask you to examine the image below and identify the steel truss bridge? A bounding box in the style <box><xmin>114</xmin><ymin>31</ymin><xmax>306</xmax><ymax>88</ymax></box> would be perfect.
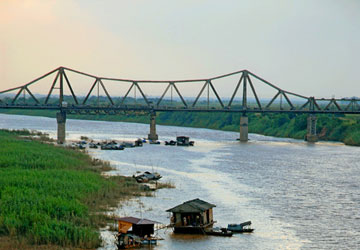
<box><xmin>0</xmin><ymin>66</ymin><xmax>359</xmax><ymax>114</ymax></box>
<box><xmin>0</xmin><ymin>66</ymin><xmax>359</xmax><ymax>143</ymax></box>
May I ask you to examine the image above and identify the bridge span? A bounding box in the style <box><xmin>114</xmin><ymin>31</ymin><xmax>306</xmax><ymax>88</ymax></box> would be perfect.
<box><xmin>1</xmin><ymin>66</ymin><xmax>359</xmax><ymax>143</ymax></box>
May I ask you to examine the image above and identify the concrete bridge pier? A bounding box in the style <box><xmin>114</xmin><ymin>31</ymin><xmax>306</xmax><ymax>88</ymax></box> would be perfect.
<box><xmin>240</xmin><ymin>114</ymin><xmax>248</xmax><ymax>142</ymax></box>
<box><xmin>148</xmin><ymin>111</ymin><xmax>158</xmax><ymax>141</ymax></box>
<box><xmin>306</xmin><ymin>115</ymin><xmax>318</xmax><ymax>142</ymax></box>
<box><xmin>56</xmin><ymin>111</ymin><xmax>66</xmax><ymax>144</ymax></box>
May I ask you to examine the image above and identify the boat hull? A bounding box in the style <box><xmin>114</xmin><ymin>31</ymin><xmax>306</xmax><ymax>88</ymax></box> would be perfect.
<box><xmin>205</xmin><ymin>231</ymin><xmax>233</xmax><ymax>237</ymax></box>
<box><xmin>141</xmin><ymin>239</ymin><xmax>157</xmax><ymax>245</ymax></box>
<box><xmin>227</xmin><ymin>227</ymin><xmax>254</xmax><ymax>233</ymax></box>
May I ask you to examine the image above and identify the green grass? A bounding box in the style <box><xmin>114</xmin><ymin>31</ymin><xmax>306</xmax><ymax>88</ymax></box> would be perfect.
<box><xmin>0</xmin><ymin>130</ymin><xmax>146</xmax><ymax>248</ymax></box>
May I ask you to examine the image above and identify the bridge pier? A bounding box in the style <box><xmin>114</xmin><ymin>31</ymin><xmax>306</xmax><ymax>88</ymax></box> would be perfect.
<box><xmin>239</xmin><ymin>114</ymin><xmax>248</xmax><ymax>142</ymax></box>
<box><xmin>56</xmin><ymin>111</ymin><xmax>66</xmax><ymax>144</ymax></box>
<box><xmin>148</xmin><ymin>111</ymin><xmax>158</xmax><ymax>141</ymax></box>
<box><xmin>306</xmin><ymin>115</ymin><xmax>318</xmax><ymax>143</ymax></box>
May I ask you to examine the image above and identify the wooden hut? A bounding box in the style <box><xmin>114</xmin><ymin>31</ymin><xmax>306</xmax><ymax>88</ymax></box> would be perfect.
<box><xmin>166</xmin><ymin>198</ymin><xmax>216</xmax><ymax>234</ymax></box>
<box><xmin>115</xmin><ymin>216</ymin><xmax>159</xmax><ymax>249</ymax></box>
<box><xmin>116</xmin><ymin>216</ymin><xmax>158</xmax><ymax>237</ymax></box>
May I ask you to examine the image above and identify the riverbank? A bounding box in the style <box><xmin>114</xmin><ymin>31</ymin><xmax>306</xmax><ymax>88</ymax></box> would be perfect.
<box><xmin>0</xmin><ymin>129</ymin><xmax>149</xmax><ymax>249</ymax></box>
<box><xmin>1</xmin><ymin>109</ymin><xmax>360</xmax><ymax>146</ymax></box>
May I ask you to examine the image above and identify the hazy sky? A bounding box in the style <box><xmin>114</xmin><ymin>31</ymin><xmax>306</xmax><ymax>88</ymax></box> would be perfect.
<box><xmin>0</xmin><ymin>0</ymin><xmax>359</xmax><ymax>99</ymax></box>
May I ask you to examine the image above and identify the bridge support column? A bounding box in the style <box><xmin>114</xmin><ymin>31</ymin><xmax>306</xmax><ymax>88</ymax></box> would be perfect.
<box><xmin>240</xmin><ymin>114</ymin><xmax>248</xmax><ymax>142</ymax></box>
<box><xmin>148</xmin><ymin>111</ymin><xmax>158</xmax><ymax>141</ymax></box>
<box><xmin>56</xmin><ymin>111</ymin><xmax>66</xmax><ymax>144</ymax></box>
<box><xmin>306</xmin><ymin>115</ymin><xmax>318</xmax><ymax>143</ymax></box>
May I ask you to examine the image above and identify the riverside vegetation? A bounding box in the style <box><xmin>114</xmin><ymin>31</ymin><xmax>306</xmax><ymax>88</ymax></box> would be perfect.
<box><xmin>2</xmin><ymin>107</ymin><xmax>360</xmax><ymax>146</ymax></box>
<box><xmin>0</xmin><ymin>129</ymin><xmax>149</xmax><ymax>249</ymax></box>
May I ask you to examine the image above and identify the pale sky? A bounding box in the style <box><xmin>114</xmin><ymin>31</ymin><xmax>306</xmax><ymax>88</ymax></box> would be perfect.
<box><xmin>0</xmin><ymin>0</ymin><xmax>359</xmax><ymax>99</ymax></box>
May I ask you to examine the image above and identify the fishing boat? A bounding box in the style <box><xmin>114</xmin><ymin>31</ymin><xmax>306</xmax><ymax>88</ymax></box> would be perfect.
<box><xmin>89</xmin><ymin>142</ymin><xmax>98</xmax><ymax>149</ymax></box>
<box><xmin>101</xmin><ymin>143</ymin><xmax>124</xmax><ymax>150</ymax></box>
<box><xmin>116</xmin><ymin>233</ymin><xmax>141</xmax><ymax>249</ymax></box>
<box><xmin>227</xmin><ymin>221</ymin><xmax>254</xmax><ymax>233</ymax></box>
<box><xmin>135</xmin><ymin>139</ymin><xmax>143</xmax><ymax>147</ymax></box>
<box><xmin>121</xmin><ymin>142</ymin><xmax>135</xmax><ymax>148</ymax></box>
<box><xmin>141</xmin><ymin>237</ymin><xmax>158</xmax><ymax>245</ymax></box>
<box><xmin>164</xmin><ymin>140</ymin><xmax>177</xmax><ymax>146</ymax></box>
<box><xmin>133</xmin><ymin>171</ymin><xmax>162</xmax><ymax>183</ymax></box>
<box><xmin>205</xmin><ymin>227</ymin><xmax>233</xmax><ymax>237</ymax></box>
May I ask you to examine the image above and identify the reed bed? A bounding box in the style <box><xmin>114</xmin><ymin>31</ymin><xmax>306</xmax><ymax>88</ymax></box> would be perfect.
<box><xmin>0</xmin><ymin>130</ymin><xmax>147</xmax><ymax>248</ymax></box>
<box><xmin>156</xmin><ymin>181</ymin><xmax>176</xmax><ymax>189</ymax></box>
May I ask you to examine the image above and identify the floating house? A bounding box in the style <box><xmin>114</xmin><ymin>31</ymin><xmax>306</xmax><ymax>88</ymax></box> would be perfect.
<box><xmin>115</xmin><ymin>216</ymin><xmax>159</xmax><ymax>249</ymax></box>
<box><xmin>166</xmin><ymin>198</ymin><xmax>216</xmax><ymax>234</ymax></box>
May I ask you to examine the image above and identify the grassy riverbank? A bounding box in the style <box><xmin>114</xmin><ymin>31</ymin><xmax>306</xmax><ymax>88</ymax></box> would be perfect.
<box><xmin>0</xmin><ymin>129</ymin><xmax>147</xmax><ymax>249</ymax></box>
<box><xmin>1</xmin><ymin>109</ymin><xmax>360</xmax><ymax>145</ymax></box>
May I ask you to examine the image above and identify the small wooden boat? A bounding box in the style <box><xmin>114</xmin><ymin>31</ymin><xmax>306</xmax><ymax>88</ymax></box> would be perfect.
<box><xmin>71</xmin><ymin>143</ymin><xmax>86</xmax><ymax>149</ymax></box>
<box><xmin>133</xmin><ymin>171</ymin><xmax>162</xmax><ymax>183</ymax></box>
<box><xmin>122</xmin><ymin>142</ymin><xmax>135</xmax><ymax>148</ymax></box>
<box><xmin>135</xmin><ymin>139</ymin><xmax>143</xmax><ymax>147</ymax></box>
<box><xmin>89</xmin><ymin>143</ymin><xmax>98</xmax><ymax>149</ymax></box>
<box><xmin>116</xmin><ymin>233</ymin><xmax>141</xmax><ymax>249</ymax></box>
<box><xmin>165</xmin><ymin>140</ymin><xmax>177</xmax><ymax>146</ymax></box>
<box><xmin>101</xmin><ymin>144</ymin><xmax>124</xmax><ymax>150</ymax></box>
<box><xmin>227</xmin><ymin>221</ymin><xmax>254</xmax><ymax>233</ymax></box>
<box><xmin>141</xmin><ymin>237</ymin><xmax>158</xmax><ymax>245</ymax></box>
<box><xmin>205</xmin><ymin>227</ymin><xmax>233</xmax><ymax>237</ymax></box>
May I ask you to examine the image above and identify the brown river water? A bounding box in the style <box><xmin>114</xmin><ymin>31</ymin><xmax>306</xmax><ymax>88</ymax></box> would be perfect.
<box><xmin>1</xmin><ymin>113</ymin><xmax>359</xmax><ymax>250</ymax></box>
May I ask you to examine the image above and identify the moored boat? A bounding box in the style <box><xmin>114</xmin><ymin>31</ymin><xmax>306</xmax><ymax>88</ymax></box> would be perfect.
<box><xmin>165</xmin><ymin>140</ymin><xmax>177</xmax><ymax>146</ymax></box>
<box><xmin>89</xmin><ymin>142</ymin><xmax>98</xmax><ymax>148</ymax></box>
<box><xmin>176</xmin><ymin>136</ymin><xmax>195</xmax><ymax>146</ymax></box>
<box><xmin>133</xmin><ymin>171</ymin><xmax>162</xmax><ymax>183</ymax></box>
<box><xmin>101</xmin><ymin>143</ymin><xmax>124</xmax><ymax>150</ymax></box>
<box><xmin>116</xmin><ymin>233</ymin><xmax>141</xmax><ymax>249</ymax></box>
<box><xmin>141</xmin><ymin>237</ymin><xmax>158</xmax><ymax>245</ymax></box>
<box><xmin>122</xmin><ymin>142</ymin><xmax>135</xmax><ymax>148</ymax></box>
<box><xmin>166</xmin><ymin>198</ymin><xmax>216</xmax><ymax>234</ymax></box>
<box><xmin>205</xmin><ymin>227</ymin><xmax>233</xmax><ymax>237</ymax></box>
<box><xmin>227</xmin><ymin>221</ymin><xmax>254</xmax><ymax>233</ymax></box>
<box><xmin>115</xmin><ymin>216</ymin><xmax>160</xmax><ymax>249</ymax></box>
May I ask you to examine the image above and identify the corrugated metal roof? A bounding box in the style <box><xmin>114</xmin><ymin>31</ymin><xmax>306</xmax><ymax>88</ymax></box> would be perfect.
<box><xmin>115</xmin><ymin>216</ymin><xmax>159</xmax><ymax>225</ymax></box>
<box><xmin>166</xmin><ymin>198</ymin><xmax>216</xmax><ymax>213</ymax></box>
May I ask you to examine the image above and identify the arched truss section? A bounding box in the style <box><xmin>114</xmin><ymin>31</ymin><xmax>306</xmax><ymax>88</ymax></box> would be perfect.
<box><xmin>0</xmin><ymin>66</ymin><xmax>359</xmax><ymax>114</ymax></box>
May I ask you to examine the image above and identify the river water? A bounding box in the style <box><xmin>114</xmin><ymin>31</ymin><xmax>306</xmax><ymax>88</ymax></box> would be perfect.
<box><xmin>0</xmin><ymin>113</ymin><xmax>359</xmax><ymax>250</ymax></box>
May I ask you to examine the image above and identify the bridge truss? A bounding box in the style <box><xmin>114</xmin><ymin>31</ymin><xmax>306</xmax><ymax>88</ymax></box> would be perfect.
<box><xmin>0</xmin><ymin>66</ymin><xmax>359</xmax><ymax>115</ymax></box>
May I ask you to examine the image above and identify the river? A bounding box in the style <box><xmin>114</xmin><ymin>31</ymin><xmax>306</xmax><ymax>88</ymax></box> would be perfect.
<box><xmin>0</xmin><ymin>113</ymin><xmax>359</xmax><ymax>250</ymax></box>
